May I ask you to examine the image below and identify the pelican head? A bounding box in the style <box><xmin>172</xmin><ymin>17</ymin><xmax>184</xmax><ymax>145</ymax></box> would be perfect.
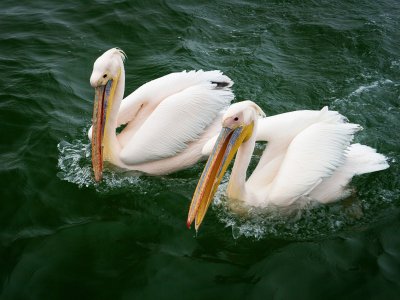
<box><xmin>187</xmin><ymin>101</ymin><xmax>265</xmax><ymax>230</ymax></box>
<box><xmin>90</xmin><ymin>48</ymin><xmax>126</xmax><ymax>182</ymax></box>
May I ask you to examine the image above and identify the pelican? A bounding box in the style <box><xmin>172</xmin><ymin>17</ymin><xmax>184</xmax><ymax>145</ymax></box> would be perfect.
<box><xmin>89</xmin><ymin>48</ymin><xmax>234</xmax><ymax>181</ymax></box>
<box><xmin>187</xmin><ymin>101</ymin><xmax>389</xmax><ymax>230</ymax></box>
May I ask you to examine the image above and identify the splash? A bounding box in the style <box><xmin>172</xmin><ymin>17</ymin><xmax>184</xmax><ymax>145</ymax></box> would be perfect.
<box><xmin>57</xmin><ymin>137</ymin><xmax>397</xmax><ymax>241</ymax></box>
<box><xmin>57</xmin><ymin>139</ymin><xmax>92</xmax><ymax>188</ymax></box>
<box><xmin>57</xmin><ymin>138</ymin><xmax>150</xmax><ymax>192</ymax></box>
<box><xmin>56</xmin><ymin>137</ymin><xmax>200</xmax><ymax>194</ymax></box>
<box><xmin>349</xmin><ymin>79</ymin><xmax>393</xmax><ymax>97</ymax></box>
<box><xmin>210</xmin><ymin>180</ymin><xmax>387</xmax><ymax>241</ymax></box>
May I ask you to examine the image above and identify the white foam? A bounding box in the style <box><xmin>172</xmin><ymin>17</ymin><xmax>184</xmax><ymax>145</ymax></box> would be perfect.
<box><xmin>57</xmin><ymin>139</ymin><xmax>147</xmax><ymax>192</ymax></box>
<box><xmin>57</xmin><ymin>139</ymin><xmax>93</xmax><ymax>188</ymax></box>
<box><xmin>350</xmin><ymin>79</ymin><xmax>393</xmax><ymax>96</ymax></box>
<box><xmin>390</xmin><ymin>60</ymin><xmax>400</xmax><ymax>68</ymax></box>
<box><xmin>210</xmin><ymin>180</ymin><xmax>385</xmax><ymax>240</ymax></box>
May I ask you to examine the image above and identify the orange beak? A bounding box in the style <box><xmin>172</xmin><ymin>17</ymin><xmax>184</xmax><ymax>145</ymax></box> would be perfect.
<box><xmin>91</xmin><ymin>80</ymin><xmax>113</xmax><ymax>182</ymax></box>
<box><xmin>187</xmin><ymin>122</ymin><xmax>254</xmax><ymax>231</ymax></box>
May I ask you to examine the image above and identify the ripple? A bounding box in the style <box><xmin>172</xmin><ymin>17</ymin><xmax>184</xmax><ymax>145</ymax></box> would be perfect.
<box><xmin>56</xmin><ymin>136</ymin><xmax>201</xmax><ymax>197</ymax></box>
<box><xmin>56</xmin><ymin>138</ymin><xmax>154</xmax><ymax>194</ymax></box>
<box><xmin>210</xmin><ymin>171</ymin><xmax>397</xmax><ymax>241</ymax></box>
<box><xmin>57</xmin><ymin>139</ymin><xmax>93</xmax><ymax>188</ymax></box>
<box><xmin>349</xmin><ymin>79</ymin><xmax>393</xmax><ymax>96</ymax></box>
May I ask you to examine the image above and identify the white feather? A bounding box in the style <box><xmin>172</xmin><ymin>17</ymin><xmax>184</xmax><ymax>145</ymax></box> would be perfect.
<box><xmin>120</xmin><ymin>82</ymin><xmax>232</xmax><ymax>164</ymax></box>
<box><xmin>117</xmin><ymin>70</ymin><xmax>232</xmax><ymax>126</ymax></box>
<box><xmin>309</xmin><ymin>143</ymin><xmax>389</xmax><ymax>203</ymax></box>
<box><xmin>261</xmin><ymin>122</ymin><xmax>361</xmax><ymax>205</ymax></box>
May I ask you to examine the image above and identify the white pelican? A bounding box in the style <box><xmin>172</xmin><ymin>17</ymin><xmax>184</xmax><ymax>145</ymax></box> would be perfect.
<box><xmin>187</xmin><ymin>101</ymin><xmax>389</xmax><ymax>230</ymax></box>
<box><xmin>89</xmin><ymin>48</ymin><xmax>234</xmax><ymax>181</ymax></box>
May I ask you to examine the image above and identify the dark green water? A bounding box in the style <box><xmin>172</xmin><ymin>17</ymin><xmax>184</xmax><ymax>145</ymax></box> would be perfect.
<box><xmin>1</xmin><ymin>0</ymin><xmax>400</xmax><ymax>299</ymax></box>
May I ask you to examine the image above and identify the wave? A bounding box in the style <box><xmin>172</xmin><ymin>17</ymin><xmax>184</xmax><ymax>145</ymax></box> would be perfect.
<box><xmin>210</xmin><ymin>180</ymin><xmax>364</xmax><ymax>240</ymax></box>
<box><xmin>349</xmin><ymin>79</ymin><xmax>393</xmax><ymax>97</ymax></box>
<box><xmin>211</xmin><ymin>180</ymin><xmax>398</xmax><ymax>241</ymax></box>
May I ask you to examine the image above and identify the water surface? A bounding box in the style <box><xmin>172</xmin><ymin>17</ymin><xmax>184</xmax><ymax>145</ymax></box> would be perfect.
<box><xmin>1</xmin><ymin>1</ymin><xmax>400</xmax><ymax>299</ymax></box>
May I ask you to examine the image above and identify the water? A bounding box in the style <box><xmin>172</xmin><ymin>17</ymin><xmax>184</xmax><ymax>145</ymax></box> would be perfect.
<box><xmin>1</xmin><ymin>0</ymin><xmax>400</xmax><ymax>299</ymax></box>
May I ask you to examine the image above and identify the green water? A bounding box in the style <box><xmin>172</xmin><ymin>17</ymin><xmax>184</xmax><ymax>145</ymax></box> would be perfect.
<box><xmin>1</xmin><ymin>0</ymin><xmax>400</xmax><ymax>299</ymax></box>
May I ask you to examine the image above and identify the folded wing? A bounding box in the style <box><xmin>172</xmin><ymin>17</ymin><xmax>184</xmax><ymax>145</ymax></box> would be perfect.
<box><xmin>119</xmin><ymin>72</ymin><xmax>233</xmax><ymax>165</ymax></box>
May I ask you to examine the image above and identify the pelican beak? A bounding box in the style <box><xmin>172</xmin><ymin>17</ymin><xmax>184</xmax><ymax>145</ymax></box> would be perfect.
<box><xmin>91</xmin><ymin>79</ymin><xmax>115</xmax><ymax>182</ymax></box>
<box><xmin>187</xmin><ymin>122</ymin><xmax>254</xmax><ymax>231</ymax></box>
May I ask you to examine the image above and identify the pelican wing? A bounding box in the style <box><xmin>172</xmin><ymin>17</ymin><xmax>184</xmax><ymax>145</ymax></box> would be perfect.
<box><xmin>263</xmin><ymin>121</ymin><xmax>361</xmax><ymax>205</ymax></box>
<box><xmin>119</xmin><ymin>82</ymin><xmax>233</xmax><ymax>165</ymax></box>
<box><xmin>309</xmin><ymin>143</ymin><xmax>389</xmax><ymax>203</ymax></box>
<box><xmin>248</xmin><ymin>107</ymin><xmax>362</xmax><ymax>205</ymax></box>
<box><xmin>117</xmin><ymin>70</ymin><xmax>232</xmax><ymax>127</ymax></box>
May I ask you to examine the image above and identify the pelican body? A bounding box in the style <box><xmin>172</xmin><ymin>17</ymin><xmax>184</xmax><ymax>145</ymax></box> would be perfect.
<box><xmin>89</xmin><ymin>48</ymin><xmax>234</xmax><ymax>181</ymax></box>
<box><xmin>187</xmin><ymin>101</ymin><xmax>389</xmax><ymax>230</ymax></box>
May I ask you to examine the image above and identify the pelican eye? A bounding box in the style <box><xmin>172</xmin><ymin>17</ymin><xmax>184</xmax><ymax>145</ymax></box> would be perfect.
<box><xmin>103</xmin><ymin>74</ymin><xmax>107</xmax><ymax>78</ymax></box>
<box><xmin>234</xmin><ymin>117</ymin><xmax>239</xmax><ymax>121</ymax></box>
